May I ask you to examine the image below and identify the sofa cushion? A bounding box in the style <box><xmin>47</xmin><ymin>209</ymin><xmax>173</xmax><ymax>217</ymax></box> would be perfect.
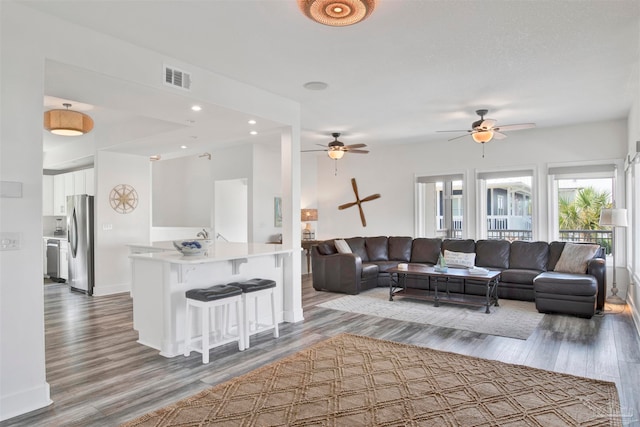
<box><xmin>388</xmin><ymin>236</ymin><xmax>412</xmax><ymax>262</ymax></box>
<box><xmin>534</xmin><ymin>272</ymin><xmax>597</xmax><ymax>296</ymax></box>
<box><xmin>345</xmin><ymin>237</ymin><xmax>368</xmax><ymax>262</ymax></box>
<box><xmin>444</xmin><ymin>250</ymin><xmax>476</xmax><ymax>268</ymax></box>
<box><xmin>509</xmin><ymin>241</ymin><xmax>548</xmax><ymax>271</ymax></box>
<box><xmin>475</xmin><ymin>240</ymin><xmax>510</xmax><ymax>269</ymax></box>
<box><xmin>410</xmin><ymin>238</ymin><xmax>441</xmax><ymax>264</ymax></box>
<box><xmin>334</xmin><ymin>239</ymin><xmax>352</xmax><ymax>254</ymax></box>
<box><xmin>365</xmin><ymin>236</ymin><xmax>389</xmax><ymax>261</ymax></box>
<box><xmin>500</xmin><ymin>269</ymin><xmax>540</xmax><ymax>285</ymax></box>
<box><xmin>373</xmin><ymin>260</ymin><xmax>401</xmax><ymax>273</ymax></box>
<box><xmin>554</xmin><ymin>243</ymin><xmax>600</xmax><ymax>274</ymax></box>
<box><xmin>548</xmin><ymin>241</ymin><xmax>566</xmax><ymax>270</ymax></box>
<box><xmin>442</xmin><ymin>239</ymin><xmax>475</xmax><ymax>253</ymax></box>
<box><xmin>317</xmin><ymin>241</ymin><xmax>337</xmax><ymax>255</ymax></box>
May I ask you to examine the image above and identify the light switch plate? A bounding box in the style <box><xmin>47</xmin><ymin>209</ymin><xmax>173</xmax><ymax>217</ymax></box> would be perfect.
<box><xmin>0</xmin><ymin>232</ymin><xmax>21</xmax><ymax>250</ymax></box>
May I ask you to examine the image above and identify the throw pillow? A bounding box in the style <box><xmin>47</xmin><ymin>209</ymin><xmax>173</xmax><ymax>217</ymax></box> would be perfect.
<box><xmin>554</xmin><ymin>243</ymin><xmax>600</xmax><ymax>274</ymax></box>
<box><xmin>334</xmin><ymin>239</ymin><xmax>352</xmax><ymax>254</ymax></box>
<box><xmin>444</xmin><ymin>250</ymin><xmax>476</xmax><ymax>268</ymax></box>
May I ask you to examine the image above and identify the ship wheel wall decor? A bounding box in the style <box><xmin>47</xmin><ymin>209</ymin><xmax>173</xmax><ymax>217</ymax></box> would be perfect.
<box><xmin>109</xmin><ymin>184</ymin><xmax>139</xmax><ymax>214</ymax></box>
<box><xmin>338</xmin><ymin>178</ymin><xmax>380</xmax><ymax>227</ymax></box>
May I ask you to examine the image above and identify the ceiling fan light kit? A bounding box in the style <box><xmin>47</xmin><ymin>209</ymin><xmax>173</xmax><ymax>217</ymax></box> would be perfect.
<box><xmin>297</xmin><ymin>0</ymin><xmax>376</xmax><ymax>26</ymax></box>
<box><xmin>328</xmin><ymin>149</ymin><xmax>345</xmax><ymax>159</ymax></box>
<box><xmin>44</xmin><ymin>103</ymin><xmax>94</xmax><ymax>136</ymax></box>
<box><xmin>437</xmin><ymin>109</ymin><xmax>536</xmax><ymax>156</ymax></box>
<box><xmin>472</xmin><ymin>130</ymin><xmax>494</xmax><ymax>143</ymax></box>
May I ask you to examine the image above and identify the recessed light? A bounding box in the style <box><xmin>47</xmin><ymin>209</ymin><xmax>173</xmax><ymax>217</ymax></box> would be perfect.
<box><xmin>303</xmin><ymin>81</ymin><xmax>328</xmax><ymax>91</ymax></box>
<box><xmin>248</xmin><ymin>119</ymin><xmax>257</xmax><ymax>125</ymax></box>
<box><xmin>181</xmin><ymin>145</ymin><xmax>188</xmax><ymax>149</ymax></box>
<box><xmin>250</xmin><ymin>131</ymin><xmax>258</xmax><ymax>135</ymax></box>
<box><xmin>191</xmin><ymin>105</ymin><xmax>202</xmax><ymax>111</ymax></box>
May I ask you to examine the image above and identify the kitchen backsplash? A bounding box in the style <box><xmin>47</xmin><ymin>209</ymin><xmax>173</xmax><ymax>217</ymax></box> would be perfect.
<box><xmin>43</xmin><ymin>215</ymin><xmax>66</xmax><ymax>236</ymax></box>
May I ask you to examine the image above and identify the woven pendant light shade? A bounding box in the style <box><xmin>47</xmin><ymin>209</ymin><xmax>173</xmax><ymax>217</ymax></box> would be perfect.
<box><xmin>297</xmin><ymin>0</ymin><xmax>376</xmax><ymax>26</ymax></box>
<box><xmin>44</xmin><ymin>104</ymin><xmax>94</xmax><ymax>136</ymax></box>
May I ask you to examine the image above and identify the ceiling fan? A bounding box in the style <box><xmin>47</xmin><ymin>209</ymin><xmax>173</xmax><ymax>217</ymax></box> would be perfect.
<box><xmin>302</xmin><ymin>133</ymin><xmax>369</xmax><ymax>160</ymax></box>
<box><xmin>438</xmin><ymin>109</ymin><xmax>536</xmax><ymax>149</ymax></box>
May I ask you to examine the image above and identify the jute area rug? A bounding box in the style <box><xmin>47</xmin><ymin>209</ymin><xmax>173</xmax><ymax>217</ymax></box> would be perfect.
<box><xmin>317</xmin><ymin>287</ymin><xmax>544</xmax><ymax>340</ymax></box>
<box><xmin>121</xmin><ymin>333</ymin><xmax>621</xmax><ymax>427</ymax></box>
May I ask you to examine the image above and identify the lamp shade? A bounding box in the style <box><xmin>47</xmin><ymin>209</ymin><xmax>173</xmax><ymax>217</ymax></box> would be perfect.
<box><xmin>327</xmin><ymin>149</ymin><xmax>345</xmax><ymax>159</ymax></box>
<box><xmin>472</xmin><ymin>130</ymin><xmax>494</xmax><ymax>144</ymax></box>
<box><xmin>44</xmin><ymin>104</ymin><xmax>94</xmax><ymax>136</ymax></box>
<box><xmin>599</xmin><ymin>208</ymin><xmax>628</xmax><ymax>227</ymax></box>
<box><xmin>297</xmin><ymin>0</ymin><xmax>376</xmax><ymax>27</ymax></box>
<box><xmin>301</xmin><ymin>209</ymin><xmax>318</xmax><ymax>222</ymax></box>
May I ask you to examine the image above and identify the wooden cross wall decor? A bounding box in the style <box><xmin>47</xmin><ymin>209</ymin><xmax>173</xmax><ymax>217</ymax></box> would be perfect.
<box><xmin>338</xmin><ymin>178</ymin><xmax>381</xmax><ymax>227</ymax></box>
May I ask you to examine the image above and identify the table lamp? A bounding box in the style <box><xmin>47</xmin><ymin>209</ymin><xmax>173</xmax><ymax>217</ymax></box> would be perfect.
<box><xmin>301</xmin><ymin>209</ymin><xmax>318</xmax><ymax>240</ymax></box>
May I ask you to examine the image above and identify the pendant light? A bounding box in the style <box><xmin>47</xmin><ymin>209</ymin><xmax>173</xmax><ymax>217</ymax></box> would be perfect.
<box><xmin>44</xmin><ymin>103</ymin><xmax>94</xmax><ymax>136</ymax></box>
<box><xmin>297</xmin><ymin>0</ymin><xmax>376</xmax><ymax>26</ymax></box>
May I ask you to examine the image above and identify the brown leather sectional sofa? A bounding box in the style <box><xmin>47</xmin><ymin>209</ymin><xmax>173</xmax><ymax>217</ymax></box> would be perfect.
<box><xmin>310</xmin><ymin>236</ymin><xmax>606</xmax><ymax>318</ymax></box>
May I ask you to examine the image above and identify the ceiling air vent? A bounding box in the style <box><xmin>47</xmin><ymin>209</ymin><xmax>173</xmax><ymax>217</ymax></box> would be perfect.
<box><xmin>164</xmin><ymin>65</ymin><xmax>191</xmax><ymax>91</ymax></box>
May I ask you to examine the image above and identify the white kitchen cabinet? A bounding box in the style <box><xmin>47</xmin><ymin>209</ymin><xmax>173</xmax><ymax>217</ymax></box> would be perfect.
<box><xmin>84</xmin><ymin>168</ymin><xmax>95</xmax><ymax>196</ymax></box>
<box><xmin>59</xmin><ymin>240</ymin><xmax>69</xmax><ymax>281</ymax></box>
<box><xmin>53</xmin><ymin>174</ymin><xmax>66</xmax><ymax>216</ymax></box>
<box><xmin>73</xmin><ymin>170</ymin><xmax>85</xmax><ymax>195</ymax></box>
<box><xmin>43</xmin><ymin>175</ymin><xmax>54</xmax><ymax>215</ymax></box>
<box><xmin>49</xmin><ymin>169</ymin><xmax>95</xmax><ymax>215</ymax></box>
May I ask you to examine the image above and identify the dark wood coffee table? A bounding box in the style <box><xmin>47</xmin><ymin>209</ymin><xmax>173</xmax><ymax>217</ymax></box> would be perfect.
<box><xmin>388</xmin><ymin>264</ymin><xmax>501</xmax><ymax>313</ymax></box>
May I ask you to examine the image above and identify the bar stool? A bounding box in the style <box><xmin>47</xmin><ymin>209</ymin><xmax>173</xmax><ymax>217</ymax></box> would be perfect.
<box><xmin>229</xmin><ymin>278</ymin><xmax>279</xmax><ymax>349</ymax></box>
<box><xmin>184</xmin><ymin>284</ymin><xmax>244</xmax><ymax>364</ymax></box>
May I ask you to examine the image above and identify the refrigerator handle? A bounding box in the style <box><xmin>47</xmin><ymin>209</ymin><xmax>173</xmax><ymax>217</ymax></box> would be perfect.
<box><xmin>70</xmin><ymin>207</ymin><xmax>79</xmax><ymax>258</ymax></box>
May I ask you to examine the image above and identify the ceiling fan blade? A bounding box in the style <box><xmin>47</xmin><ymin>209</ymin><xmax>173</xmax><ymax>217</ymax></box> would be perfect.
<box><xmin>301</xmin><ymin>149</ymin><xmax>328</xmax><ymax>152</ymax></box>
<box><xmin>316</xmin><ymin>143</ymin><xmax>329</xmax><ymax>148</ymax></box>
<box><xmin>479</xmin><ymin>119</ymin><xmax>496</xmax><ymax>130</ymax></box>
<box><xmin>437</xmin><ymin>129</ymin><xmax>471</xmax><ymax>133</ymax></box>
<box><xmin>338</xmin><ymin>201</ymin><xmax>357</xmax><ymax>210</ymax></box>
<box><xmin>361</xmin><ymin>194</ymin><xmax>381</xmax><ymax>203</ymax></box>
<box><xmin>492</xmin><ymin>131</ymin><xmax>508</xmax><ymax>140</ymax></box>
<box><xmin>493</xmin><ymin>123</ymin><xmax>536</xmax><ymax>132</ymax></box>
<box><xmin>447</xmin><ymin>133</ymin><xmax>471</xmax><ymax>142</ymax></box>
<box><xmin>345</xmin><ymin>149</ymin><xmax>369</xmax><ymax>154</ymax></box>
<box><xmin>344</xmin><ymin>143</ymin><xmax>367</xmax><ymax>149</ymax></box>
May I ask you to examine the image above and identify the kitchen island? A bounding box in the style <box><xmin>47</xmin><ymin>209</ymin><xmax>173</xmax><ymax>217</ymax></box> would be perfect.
<box><xmin>128</xmin><ymin>242</ymin><xmax>293</xmax><ymax>357</ymax></box>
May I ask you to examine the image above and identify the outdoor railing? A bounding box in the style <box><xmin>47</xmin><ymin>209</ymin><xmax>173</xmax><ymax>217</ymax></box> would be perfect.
<box><xmin>559</xmin><ymin>229</ymin><xmax>612</xmax><ymax>254</ymax></box>
<box><xmin>439</xmin><ymin>228</ymin><xmax>612</xmax><ymax>253</ymax></box>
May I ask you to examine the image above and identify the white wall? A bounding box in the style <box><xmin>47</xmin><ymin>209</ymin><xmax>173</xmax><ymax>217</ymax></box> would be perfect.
<box><xmin>253</xmin><ymin>143</ymin><xmax>282</xmax><ymax>243</ymax></box>
<box><xmin>215</xmin><ymin>179</ymin><xmax>248</xmax><ymax>242</ymax></box>
<box><xmin>94</xmin><ymin>151</ymin><xmax>151</xmax><ymax>296</ymax></box>
<box><xmin>152</xmin><ymin>156</ymin><xmax>212</xmax><ymax>227</ymax></box>
<box><xmin>314</xmin><ymin>119</ymin><xmax>628</xmax><ymax>240</ymax></box>
<box><xmin>0</xmin><ymin>3</ymin><xmax>301</xmax><ymax>421</ymax></box>
<box><xmin>627</xmin><ymin>67</ymin><xmax>640</xmax><ymax>333</ymax></box>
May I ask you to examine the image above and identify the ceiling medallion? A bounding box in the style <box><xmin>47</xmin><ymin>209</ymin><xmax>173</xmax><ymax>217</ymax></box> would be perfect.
<box><xmin>44</xmin><ymin>103</ymin><xmax>94</xmax><ymax>136</ymax></box>
<box><xmin>297</xmin><ymin>0</ymin><xmax>376</xmax><ymax>27</ymax></box>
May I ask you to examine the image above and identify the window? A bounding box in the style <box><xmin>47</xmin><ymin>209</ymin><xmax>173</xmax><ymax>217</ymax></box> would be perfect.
<box><xmin>548</xmin><ymin>164</ymin><xmax>616</xmax><ymax>249</ymax></box>
<box><xmin>416</xmin><ymin>174</ymin><xmax>464</xmax><ymax>238</ymax></box>
<box><xmin>477</xmin><ymin>170</ymin><xmax>534</xmax><ymax>241</ymax></box>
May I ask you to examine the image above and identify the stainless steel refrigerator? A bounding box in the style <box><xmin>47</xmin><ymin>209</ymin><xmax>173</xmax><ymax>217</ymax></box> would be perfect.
<box><xmin>67</xmin><ymin>194</ymin><xmax>95</xmax><ymax>295</ymax></box>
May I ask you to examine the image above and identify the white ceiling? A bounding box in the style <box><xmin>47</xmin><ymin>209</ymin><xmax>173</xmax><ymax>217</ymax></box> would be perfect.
<box><xmin>24</xmin><ymin>0</ymin><xmax>640</xmax><ymax>165</ymax></box>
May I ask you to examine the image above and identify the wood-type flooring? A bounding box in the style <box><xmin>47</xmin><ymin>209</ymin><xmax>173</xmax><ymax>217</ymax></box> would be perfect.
<box><xmin>2</xmin><ymin>276</ymin><xmax>639</xmax><ymax>426</ymax></box>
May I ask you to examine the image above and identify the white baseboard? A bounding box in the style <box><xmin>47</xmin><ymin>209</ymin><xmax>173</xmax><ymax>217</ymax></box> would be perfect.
<box><xmin>92</xmin><ymin>282</ymin><xmax>131</xmax><ymax>296</ymax></box>
<box><xmin>628</xmin><ymin>293</ymin><xmax>640</xmax><ymax>341</ymax></box>
<box><xmin>0</xmin><ymin>382</ymin><xmax>51</xmax><ymax>422</ymax></box>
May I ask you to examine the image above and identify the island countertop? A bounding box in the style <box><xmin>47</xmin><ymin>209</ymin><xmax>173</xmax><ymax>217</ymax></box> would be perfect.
<box><xmin>128</xmin><ymin>241</ymin><xmax>291</xmax><ymax>265</ymax></box>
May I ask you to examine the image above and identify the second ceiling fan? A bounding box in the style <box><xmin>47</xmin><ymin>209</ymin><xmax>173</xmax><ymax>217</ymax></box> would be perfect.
<box><xmin>438</xmin><ymin>109</ymin><xmax>536</xmax><ymax>144</ymax></box>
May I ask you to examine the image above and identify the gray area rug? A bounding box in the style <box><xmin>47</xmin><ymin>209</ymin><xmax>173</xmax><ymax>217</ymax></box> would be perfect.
<box><xmin>317</xmin><ymin>287</ymin><xmax>544</xmax><ymax>339</ymax></box>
